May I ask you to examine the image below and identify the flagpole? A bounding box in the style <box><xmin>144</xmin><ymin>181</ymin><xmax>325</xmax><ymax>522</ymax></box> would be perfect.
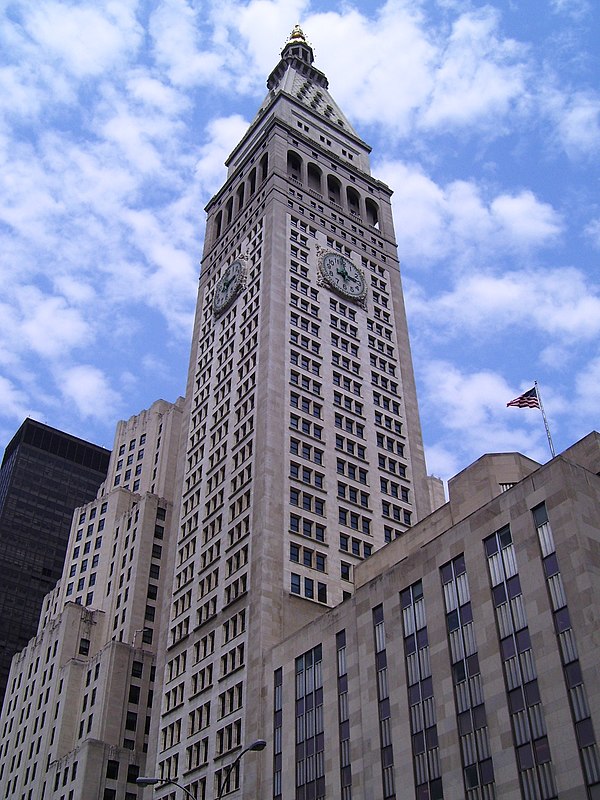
<box><xmin>535</xmin><ymin>381</ymin><xmax>555</xmax><ymax>458</ymax></box>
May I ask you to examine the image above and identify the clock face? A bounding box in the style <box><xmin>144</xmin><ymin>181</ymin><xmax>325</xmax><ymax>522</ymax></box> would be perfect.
<box><xmin>213</xmin><ymin>260</ymin><xmax>244</xmax><ymax>316</ymax></box>
<box><xmin>320</xmin><ymin>252</ymin><xmax>367</xmax><ymax>301</ymax></box>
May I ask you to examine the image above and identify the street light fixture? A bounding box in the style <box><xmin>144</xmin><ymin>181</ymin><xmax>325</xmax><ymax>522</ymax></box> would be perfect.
<box><xmin>216</xmin><ymin>739</ymin><xmax>267</xmax><ymax>800</ymax></box>
<box><xmin>136</xmin><ymin>776</ymin><xmax>195</xmax><ymax>800</ymax></box>
<box><xmin>137</xmin><ymin>739</ymin><xmax>267</xmax><ymax>800</ymax></box>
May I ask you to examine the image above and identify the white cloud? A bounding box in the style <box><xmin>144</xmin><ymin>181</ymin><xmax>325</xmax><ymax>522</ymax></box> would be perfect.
<box><xmin>24</xmin><ymin>1</ymin><xmax>142</xmax><ymax>78</ymax></box>
<box><xmin>377</xmin><ymin>160</ymin><xmax>562</xmax><ymax>265</ymax></box>
<box><xmin>409</xmin><ymin>267</ymin><xmax>600</xmax><ymax>341</ymax></box>
<box><xmin>556</xmin><ymin>92</ymin><xmax>600</xmax><ymax>157</ymax></box>
<box><xmin>17</xmin><ymin>287</ymin><xmax>92</xmax><ymax>358</ymax></box>
<box><xmin>421</xmin><ymin>8</ymin><xmax>528</xmax><ymax>130</ymax></box>
<box><xmin>149</xmin><ymin>0</ymin><xmax>223</xmax><ymax>87</ymax></box>
<box><xmin>194</xmin><ymin>114</ymin><xmax>250</xmax><ymax>195</ymax></box>
<box><xmin>420</xmin><ymin>360</ymin><xmax>549</xmax><ymax>479</ymax></box>
<box><xmin>574</xmin><ymin>354</ymin><xmax>600</xmax><ymax>415</ymax></box>
<box><xmin>490</xmin><ymin>191</ymin><xmax>562</xmax><ymax>245</ymax></box>
<box><xmin>59</xmin><ymin>364</ymin><xmax>121</xmax><ymax>422</ymax></box>
<box><xmin>0</xmin><ymin>376</ymin><xmax>36</xmax><ymax>422</ymax></box>
<box><xmin>550</xmin><ymin>0</ymin><xmax>592</xmax><ymax>20</ymax></box>
<box><xmin>584</xmin><ymin>219</ymin><xmax>600</xmax><ymax>249</ymax></box>
<box><xmin>542</xmin><ymin>85</ymin><xmax>600</xmax><ymax>158</ymax></box>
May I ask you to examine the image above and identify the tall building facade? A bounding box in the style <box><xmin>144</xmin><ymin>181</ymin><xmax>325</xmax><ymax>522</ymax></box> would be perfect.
<box><xmin>151</xmin><ymin>28</ymin><xmax>437</xmax><ymax>800</ymax></box>
<box><xmin>0</xmin><ymin>399</ymin><xmax>184</xmax><ymax>800</ymax></box>
<box><xmin>265</xmin><ymin>433</ymin><xmax>600</xmax><ymax>800</ymax></box>
<box><xmin>0</xmin><ymin>419</ymin><xmax>110</xmax><ymax>708</ymax></box>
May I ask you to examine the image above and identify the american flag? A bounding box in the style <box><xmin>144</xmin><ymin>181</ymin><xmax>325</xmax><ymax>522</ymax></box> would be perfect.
<box><xmin>507</xmin><ymin>387</ymin><xmax>540</xmax><ymax>409</ymax></box>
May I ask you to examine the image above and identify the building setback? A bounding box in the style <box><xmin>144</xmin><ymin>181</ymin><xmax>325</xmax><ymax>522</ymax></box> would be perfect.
<box><xmin>266</xmin><ymin>432</ymin><xmax>600</xmax><ymax>800</ymax></box>
<box><xmin>0</xmin><ymin>399</ymin><xmax>184</xmax><ymax>800</ymax></box>
<box><xmin>0</xmin><ymin>419</ymin><xmax>110</xmax><ymax>708</ymax></box>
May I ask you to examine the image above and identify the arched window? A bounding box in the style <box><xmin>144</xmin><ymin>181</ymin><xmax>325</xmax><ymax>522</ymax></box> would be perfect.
<box><xmin>287</xmin><ymin>151</ymin><xmax>303</xmax><ymax>183</ymax></box>
<box><xmin>248</xmin><ymin>168</ymin><xmax>257</xmax><ymax>197</ymax></box>
<box><xmin>260</xmin><ymin>152</ymin><xmax>269</xmax><ymax>183</ymax></box>
<box><xmin>236</xmin><ymin>183</ymin><xmax>245</xmax><ymax>213</ymax></box>
<box><xmin>327</xmin><ymin>174</ymin><xmax>341</xmax><ymax>206</ymax></box>
<box><xmin>307</xmin><ymin>163</ymin><xmax>322</xmax><ymax>194</ymax></box>
<box><xmin>347</xmin><ymin>186</ymin><xmax>361</xmax><ymax>217</ymax></box>
<box><xmin>225</xmin><ymin>196</ymin><xmax>234</xmax><ymax>226</ymax></box>
<box><xmin>214</xmin><ymin>210</ymin><xmax>223</xmax><ymax>241</ymax></box>
<box><xmin>366</xmin><ymin>198</ymin><xmax>380</xmax><ymax>229</ymax></box>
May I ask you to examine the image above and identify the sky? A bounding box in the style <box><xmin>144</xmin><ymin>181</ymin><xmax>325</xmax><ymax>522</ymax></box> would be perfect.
<box><xmin>0</xmin><ymin>0</ymin><xmax>598</xmax><ymax>481</ymax></box>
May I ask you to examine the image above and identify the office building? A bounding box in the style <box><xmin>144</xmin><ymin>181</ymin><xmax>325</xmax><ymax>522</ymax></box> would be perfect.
<box><xmin>0</xmin><ymin>419</ymin><xmax>110</xmax><ymax>708</ymax></box>
<box><xmin>150</xmin><ymin>26</ymin><xmax>439</xmax><ymax>800</ymax></box>
<box><xmin>0</xmin><ymin>399</ymin><xmax>184</xmax><ymax>800</ymax></box>
<box><xmin>265</xmin><ymin>432</ymin><xmax>600</xmax><ymax>800</ymax></box>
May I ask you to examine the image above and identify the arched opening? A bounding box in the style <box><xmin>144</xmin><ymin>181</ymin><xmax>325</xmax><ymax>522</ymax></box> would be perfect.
<box><xmin>327</xmin><ymin>174</ymin><xmax>342</xmax><ymax>206</ymax></box>
<box><xmin>214</xmin><ymin>210</ymin><xmax>223</xmax><ymax>240</ymax></box>
<box><xmin>307</xmin><ymin>163</ymin><xmax>322</xmax><ymax>194</ymax></box>
<box><xmin>347</xmin><ymin>186</ymin><xmax>361</xmax><ymax>217</ymax></box>
<box><xmin>287</xmin><ymin>151</ymin><xmax>303</xmax><ymax>183</ymax></box>
<box><xmin>236</xmin><ymin>183</ymin><xmax>245</xmax><ymax>214</ymax></box>
<box><xmin>366</xmin><ymin>198</ymin><xmax>380</xmax><ymax>229</ymax></box>
<box><xmin>225</xmin><ymin>196</ymin><xmax>234</xmax><ymax>226</ymax></box>
<box><xmin>260</xmin><ymin>152</ymin><xmax>269</xmax><ymax>183</ymax></box>
<box><xmin>248</xmin><ymin>168</ymin><xmax>257</xmax><ymax>197</ymax></box>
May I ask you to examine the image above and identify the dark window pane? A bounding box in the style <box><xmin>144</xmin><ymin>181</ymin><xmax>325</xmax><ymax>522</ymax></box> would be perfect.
<box><xmin>507</xmin><ymin>575</ymin><xmax>521</xmax><ymax>600</ymax></box>
<box><xmin>565</xmin><ymin>661</ymin><xmax>582</xmax><ymax>689</ymax></box>
<box><xmin>447</xmin><ymin>610</ymin><xmax>459</xmax><ymax>632</ymax></box>
<box><xmin>516</xmin><ymin>629</ymin><xmax>531</xmax><ymax>653</ymax></box>
<box><xmin>534</xmin><ymin>736</ymin><xmax>551</xmax><ymax>764</ymax></box>
<box><xmin>480</xmin><ymin>758</ymin><xmax>494</xmax><ymax>784</ymax></box>
<box><xmin>543</xmin><ymin>553</ymin><xmax>559</xmax><ymax>578</ymax></box>
<box><xmin>524</xmin><ymin>680</ymin><xmax>540</xmax><ymax>707</ymax></box>
<box><xmin>492</xmin><ymin>584</ymin><xmax>507</xmax><ymax>607</ymax></box>
<box><xmin>517</xmin><ymin>743</ymin><xmax>534</xmax><ymax>770</ymax></box>
<box><xmin>509</xmin><ymin>688</ymin><xmax>525</xmax><ymax>713</ymax></box>
<box><xmin>554</xmin><ymin>607</ymin><xmax>571</xmax><ymax>633</ymax></box>
<box><xmin>465</xmin><ymin>764</ymin><xmax>479</xmax><ymax>789</ymax></box>
<box><xmin>501</xmin><ymin>636</ymin><xmax>516</xmax><ymax>661</ymax></box>
<box><xmin>458</xmin><ymin>711</ymin><xmax>472</xmax><ymax>736</ymax></box>
<box><xmin>576</xmin><ymin>718</ymin><xmax>596</xmax><ymax>748</ymax></box>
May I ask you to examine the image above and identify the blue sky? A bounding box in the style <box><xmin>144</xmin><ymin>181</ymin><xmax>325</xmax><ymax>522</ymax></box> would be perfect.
<box><xmin>1</xmin><ymin>0</ymin><xmax>598</xmax><ymax>480</ymax></box>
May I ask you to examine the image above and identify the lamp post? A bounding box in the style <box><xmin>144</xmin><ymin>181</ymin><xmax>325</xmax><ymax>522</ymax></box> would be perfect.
<box><xmin>136</xmin><ymin>777</ymin><xmax>195</xmax><ymax>800</ymax></box>
<box><xmin>136</xmin><ymin>739</ymin><xmax>267</xmax><ymax>800</ymax></box>
<box><xmin>216</xmin><ymin>739</ymin><xmax>267</xmax><ymax>800</ymax></box>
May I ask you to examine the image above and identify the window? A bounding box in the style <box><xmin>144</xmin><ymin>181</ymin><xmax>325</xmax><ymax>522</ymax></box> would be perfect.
<box><xmin>79</xmin><ymin>638</ymin><xmax>90</xmax><ymax>656</ymax></box>
<box><xmin>291</xmin><ymin>573</ymin><xmax>301</xmax><ymax>595</ymax></box>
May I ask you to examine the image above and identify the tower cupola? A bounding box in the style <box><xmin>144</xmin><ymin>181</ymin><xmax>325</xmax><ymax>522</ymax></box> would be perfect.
<box><xmin>280</xmin><ymin>24</ymin><xmax>314</xmax><ymax>66</ymax></box>
<box><xmin>267</xmin><ymin>25</ymin><xmax>328</xmax><ymax>91</ymax></box>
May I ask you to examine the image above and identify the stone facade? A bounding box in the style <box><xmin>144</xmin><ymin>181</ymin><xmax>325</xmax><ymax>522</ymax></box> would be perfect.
<box><xmin>149</xmin><ymin>28</ymin><xmax>434</xmax><ymax>800</ymax></box>
<box><xmin>0</xmin><ymin>399</ymin><xmax>184</xmax><ymax>800</ymax></box>
<box><xmin>265</xmin><ymin>432</ymin><xmax>600</xmax><ymax>800</ymax></box>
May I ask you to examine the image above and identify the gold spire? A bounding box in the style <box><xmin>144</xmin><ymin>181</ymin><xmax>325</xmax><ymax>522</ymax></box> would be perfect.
<box><xmin>287</xmin><ymin>24</ymin><xmax>307</xmax><ymax>44</ymax></box>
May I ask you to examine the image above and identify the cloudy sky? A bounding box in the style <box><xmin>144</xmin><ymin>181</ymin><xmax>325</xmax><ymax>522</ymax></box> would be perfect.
<box><xmin>1</xmin><ymin>0</ymin><xmax>598</xmax><ymax>480</ymax></box>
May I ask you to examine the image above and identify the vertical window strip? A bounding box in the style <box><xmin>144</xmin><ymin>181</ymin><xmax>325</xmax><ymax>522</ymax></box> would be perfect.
<box><xmin>399</xmin><ymin>583</ymin><xmax>444</xmax><ymax>800</ymax></box>
<box><xmin>484</xmin><ymin>526</ymin><xmax>557</xmax><ymax>800</ymax></box>
<box><xmin>336</xmin><ymin>630</ymin><xmax>352</xmax><ymax>800</ymax></box>
<box><xmin>532</xmin><ymin>503</ymin><xmax>600</xmax><ymax>794</ymax></box>
<box><xmin>372</xmin><ymin>605</ymin><xmax>395</xmax><ymax>799</ymax></box>
<box><xmin>273</xmin><ymin>667</ymin><xmax>283</xmax><ymax>799</ymax></box>
<box><xmin>295</xmin><ymin>645</ymin><xmax>325</xmax><ymax>800</ymax></box>
<box><xmin>440</xmin><ymin>554</ymin><xmax>496</xmax><ymax>799</ymax></box>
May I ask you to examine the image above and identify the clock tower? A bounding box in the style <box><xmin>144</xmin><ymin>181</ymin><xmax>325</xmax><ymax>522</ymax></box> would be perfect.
<box><xmin>154</xmin><ymin>27</ymin><xmax>434</xmax><ymax>799</ymax></box>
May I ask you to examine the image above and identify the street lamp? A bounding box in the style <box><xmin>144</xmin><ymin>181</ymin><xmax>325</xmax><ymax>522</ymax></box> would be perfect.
<box><xmin>216</xmin><ymin>739</ymin><xmax>267</xmax><ymax>800</ymax></box>
<box><xmin>136</xmin><ymin>776</ymin><xmax>195</xmax><ymax>800</ymax></box>
<box><xmin>136</xmin><ymin>739</ymin><xmax>267</xmax><ymax>800</ymax></box>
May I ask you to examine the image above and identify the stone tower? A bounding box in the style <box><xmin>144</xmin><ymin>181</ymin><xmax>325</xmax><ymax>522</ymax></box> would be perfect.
<box><xmin>153</xmin><ymin>27</ymin><xmax>433</xmax><ymax>799</ymax></box>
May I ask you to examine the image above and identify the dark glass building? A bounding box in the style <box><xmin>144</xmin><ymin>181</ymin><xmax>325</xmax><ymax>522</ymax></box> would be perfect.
<box><xmin>0</xmin><ymin>419</ymin><xmax>110</xmax><ymax>708</ymax></box>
